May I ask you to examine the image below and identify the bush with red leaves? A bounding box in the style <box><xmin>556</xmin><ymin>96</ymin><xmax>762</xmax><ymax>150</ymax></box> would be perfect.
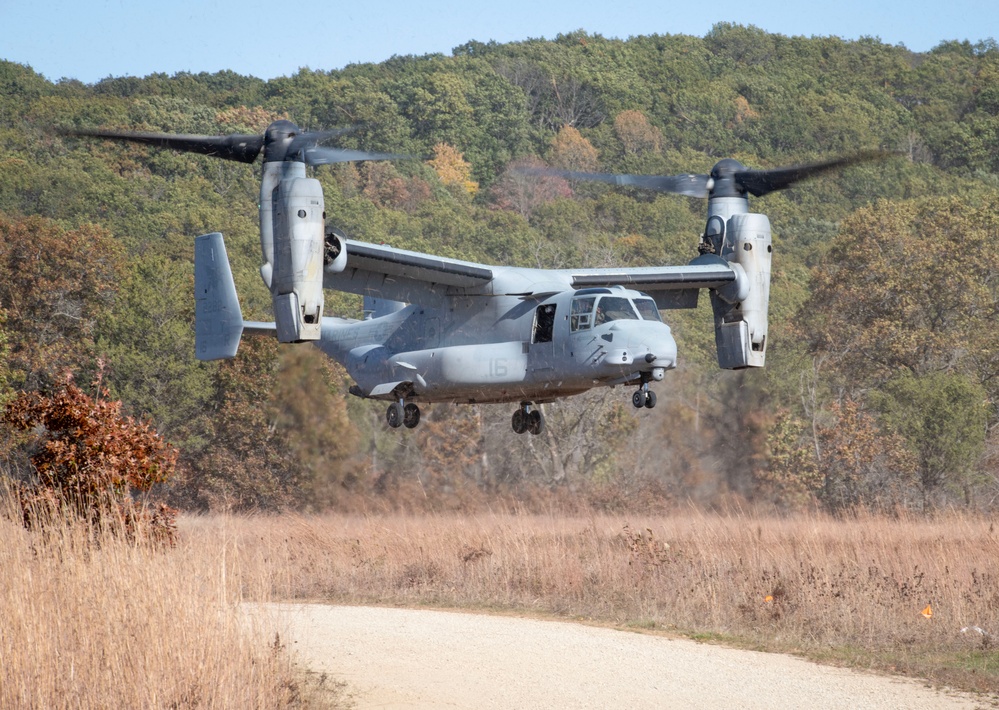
<box><xmin>2</xmin><ymin>370</ymin><xmax>178</xmax><ymax>545</ymax></box>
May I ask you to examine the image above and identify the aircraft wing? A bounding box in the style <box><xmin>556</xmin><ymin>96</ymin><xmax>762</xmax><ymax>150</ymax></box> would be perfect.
<box><xmin>565</xmin><ymin>258</ymin><xmax>738</xmax><ymax>309</ymax></box>
<box><xmin>325</xmin><ymin>240</ymin><xmax>495</xmax><ymax>306</ymax></box>
<box><xmin>325</xmin><ymin>240</ymin><xmax>738</xmax><ymax>309</ymax></box>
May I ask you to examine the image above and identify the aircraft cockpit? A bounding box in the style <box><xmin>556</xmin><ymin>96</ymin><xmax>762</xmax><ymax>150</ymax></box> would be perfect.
<box><xmin>569</xmin><ymin>289</ymin><xmax>662</xmax><ymax>332</ymax></box>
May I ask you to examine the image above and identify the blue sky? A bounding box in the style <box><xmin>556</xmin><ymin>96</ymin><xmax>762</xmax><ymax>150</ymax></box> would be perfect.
<box><xmin>3</xmin><ymin>0</ymin><xmax>996</xmax><ymax>84</ymax></box>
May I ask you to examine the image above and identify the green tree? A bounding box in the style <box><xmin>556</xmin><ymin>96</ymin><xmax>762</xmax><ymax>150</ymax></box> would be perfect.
<box><xmin>873</xmin><ymin>371</ymin><xmax>988</xmax><ymax>506</ymax></box>
<box><xmin>268</xmin><ymin>348</ymin><xmax>363</xmax><ymax>511</ymax></box>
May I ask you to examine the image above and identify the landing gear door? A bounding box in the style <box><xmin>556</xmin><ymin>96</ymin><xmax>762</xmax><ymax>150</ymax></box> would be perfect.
<box><xmin>529</xmin><ymin>303</ymin><xmax>557</xmax><ymax>373</ymax></box>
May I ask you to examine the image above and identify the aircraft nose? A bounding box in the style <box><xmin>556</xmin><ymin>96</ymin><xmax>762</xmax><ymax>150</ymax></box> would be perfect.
<box><xmin>616</xmin><ymin>321</ymin><xmax>676</xmax><ymax>370</ymax></box>
<box><xmin>643</xmin><ymin>329</ymin><xmax>677</xmax><ymax>370</ymax></box>
<box><xmin>600</xmin><ymin>321</ymin><xmax>677</xmax><ymax>371</ymax></box>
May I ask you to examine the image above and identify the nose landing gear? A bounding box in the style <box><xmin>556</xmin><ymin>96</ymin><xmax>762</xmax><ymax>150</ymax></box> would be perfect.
<box><xmin>632</xmin><ymin>381</ymin><xmax>657</xmax><ymax>409</ymax></box>
<box><xmin>386</xmin><ymin>399</ymin><xmax>421</xmax><ymax>429</ymax></box>
<box><xmin>511</xmin><ymin>402</ymin><xmax>545</xmax><ymax>435</ymax></box>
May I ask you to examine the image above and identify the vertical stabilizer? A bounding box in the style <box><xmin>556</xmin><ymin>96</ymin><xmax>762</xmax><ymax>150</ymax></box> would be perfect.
<box><xmin>194</xmin><ymin>232</ymin><xmax>245</xmax><ymax>360</ymax></box>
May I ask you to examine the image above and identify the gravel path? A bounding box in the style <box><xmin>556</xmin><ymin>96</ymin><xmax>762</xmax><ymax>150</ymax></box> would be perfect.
<box><xmin>253</xmin><ymin>603</ymin><xmax>986</xmax><ymax>709</ymax></box>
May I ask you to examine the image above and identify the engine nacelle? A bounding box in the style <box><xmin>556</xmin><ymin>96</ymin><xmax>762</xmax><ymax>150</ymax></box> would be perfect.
<box><xmin>324</xmin><ymin>226</ymin><xmax>348</xmax><ymax>274</ymax></box>
<box><xmin>710</xmin><ymin>212</ymin><xmax>772</xmax><ymax>369</ymax></box>
<box><xmin>271</xmin><ymin>174</ymin><xmax>325</xmax><ymax>342</ymax></box>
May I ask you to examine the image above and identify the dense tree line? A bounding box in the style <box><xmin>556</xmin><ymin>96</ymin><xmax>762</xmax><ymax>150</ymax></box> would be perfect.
<box><xmin>1</xmin><ymin>25</ymin><xmax>998</xmax><ymax>512</ymax></box>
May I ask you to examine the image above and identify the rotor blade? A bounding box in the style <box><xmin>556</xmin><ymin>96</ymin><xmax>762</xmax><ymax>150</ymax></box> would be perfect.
<box><xmin>303</xmin><ymin>146</ymin><xmax>412</xmax><ymax>165</ymax></box>
<box><xmin>734</xmin><ymin>150</ymin><xmax>893</xmax><ymax>197</ymax></box>
<box><xmin>518</xmin><ymin>167</ymin><xmax>711</xmax><ymax>198</ymax></box>
<box><xmin>286</xmin><ymin>126</ymin><xmax>361</xmax><ymax>156</ymax></box>
<box><xmin>65</xmin><ymin>128</ymin><xmax>264</xmax><ymax>163</ymax></box>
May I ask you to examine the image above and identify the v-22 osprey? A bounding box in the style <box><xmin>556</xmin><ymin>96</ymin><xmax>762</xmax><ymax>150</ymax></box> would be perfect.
<box><xmin>71</xmin><ymin>121</ymin><xmax>883</xmax><ymax>435</ymax></box>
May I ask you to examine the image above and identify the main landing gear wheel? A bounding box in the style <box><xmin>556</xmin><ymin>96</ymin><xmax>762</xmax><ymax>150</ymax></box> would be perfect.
<box><xmin>387</xmin><ymin>401</ymin><xmax>421</xmax><ymax>429</ymax></box>
<box><xmin>403</xmin><ymin>403</ymin><xmax>421</xmax><ymax>429</ymax></box>
<box><xmin>512</xmin><ymin>403</ymin><xmax>545</xmax><ymax>435</ymax></box>
<box><xmin>527</xmin><ymin>409</ymin><xmax>545</xmax><ymax>435</ymax></box>
<box><xmin>386</xmin><ymin>402</ymin><xmax>403</xmax><ymax>428</ymax></box>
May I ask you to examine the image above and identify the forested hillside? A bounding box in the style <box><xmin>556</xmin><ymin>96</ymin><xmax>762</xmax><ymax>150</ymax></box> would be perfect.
<box><xmin>2</xmin><ymin>24</ymin><xmax>998</xmax><ymax>512</ymax></box>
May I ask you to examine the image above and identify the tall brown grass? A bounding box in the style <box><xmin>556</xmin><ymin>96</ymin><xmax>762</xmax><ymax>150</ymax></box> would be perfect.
<box><xmin>0</xmin><ymin>502</ymin><xmax>335</xmax><ymax>708</ymax></box>
<box><xmin>6</xmin><ymin>501</ymin><xmax>998</xmax><ymax>701</ymax></box>
<box><xmin>227</xmin><ymin>508</ymin><xmax>999</xmax><ymax>694</ymax></box>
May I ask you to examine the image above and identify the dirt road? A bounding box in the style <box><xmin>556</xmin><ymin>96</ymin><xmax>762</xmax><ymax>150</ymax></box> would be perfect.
<box><xmin>254</xmin><ymin>603</ymin><xmax>984</xmax><ymax>709</ymax></box>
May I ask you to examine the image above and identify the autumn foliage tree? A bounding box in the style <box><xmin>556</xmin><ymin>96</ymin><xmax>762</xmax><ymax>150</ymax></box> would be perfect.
<box><xmin>761</xmin><ymin>409</ymin><xmax>821</xmax><ymax>509</ymax></box>
<box><xmin>806</xmin><ymin>197</ymin><xmax>999</xmax><ymax>391</ymax></box>
<box><xmin>814</xmin><ymin>398</ymin><xmax>917</xmax><ymax>512</ymax></box>
<box><xmin>427</xmin><ymin>142</ymin><xmax>479</xmax><ymax>197</ymax></box>
<box><xmin>2</xmin><ymin>369</ymin><xmax>178</xmax><ymax>543</ymax></box>
<box><xmin>0</xmin><ymin>214</ymin><xmax>123</xmax><ymax>391</ymax></box>
<box><xmin>548</xmin><ymin>126</ymin><xmax>599</xmax><ymax>172</ymax></box>
<box><xmin>613</xmin><ymin>110</ymin><xmax>663</xmax><ymax>156</ymax></box>
<box><xmin>489</xmin><ymin>157</ymin><xmax>572</xmax><ymax>218</ymax></box>
<box><xmin>804</xmin><ymin>197</ymin><xmax>999</xmax><ymax>506</ymax></box>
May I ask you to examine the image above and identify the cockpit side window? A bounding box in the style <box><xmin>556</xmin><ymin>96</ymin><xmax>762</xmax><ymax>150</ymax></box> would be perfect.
<box><xmin>634</xmin><ymin>298</ymin><xmax>663</xmax><ymax>322</ymax></box>
<box><xmin>594</xmin><ymin>296</ymin><xmax>639</xmax><ymax>325</ymax></box>
<box><xmin>570</xmin><ymin>296</ymin><xmax>596</xmax><ymax>332</ymax></box>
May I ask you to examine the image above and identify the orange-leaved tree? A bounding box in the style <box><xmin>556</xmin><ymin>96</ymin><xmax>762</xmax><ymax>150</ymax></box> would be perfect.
<box><xmin>427</xmin><ymin>142</ymin><xmax>479</xmax><ymax>197</ymax></box>
<box><xmin>2</xmin><ymin>367</ymin><xmax>178</xmax><ymax>544</ymax></box>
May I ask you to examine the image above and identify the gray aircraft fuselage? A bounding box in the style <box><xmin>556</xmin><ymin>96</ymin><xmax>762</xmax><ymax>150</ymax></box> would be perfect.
<box><xmin>314</xmin><ymin>286</ymin><xmax>677</xmax><ymax>405</ymax></box>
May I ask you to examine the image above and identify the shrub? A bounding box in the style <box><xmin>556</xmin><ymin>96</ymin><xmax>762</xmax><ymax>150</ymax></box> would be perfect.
<box><xmin>2</xmin><ymin>369</ymin><xmax>178</xmax><ymax>544</ymax></box>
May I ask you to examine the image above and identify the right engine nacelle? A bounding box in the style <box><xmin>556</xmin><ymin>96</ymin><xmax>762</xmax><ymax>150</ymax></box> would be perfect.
<box><xmin>710</xmin><ymin>212</ymin><xmax>772</xmax><ymax>369</ymax></box>
<box><xmin>324</xmin><ymin>226</ymin><xmax>348</xmax><ymax>274</ymax></box>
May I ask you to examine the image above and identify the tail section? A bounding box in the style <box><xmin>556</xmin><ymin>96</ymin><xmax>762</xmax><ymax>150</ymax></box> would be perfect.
<box><xmin>194</xmin><ymin>232</ymin><xmax>245</xmax><ymax>361</ymax></box>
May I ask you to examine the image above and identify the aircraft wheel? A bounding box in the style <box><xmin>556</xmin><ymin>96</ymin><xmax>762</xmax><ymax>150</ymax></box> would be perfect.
<box><xmin>403</xmin><ymin>403</ymin><xmax>421</xmax><ymax>429</ymax></box>
<box><xmin>386</xmin><ymin>402</ymin><xmax>403</xmax><ymax>429</ymax></box>
<box><xmin>632</xmin><ymin>390</ymin><xmax>646</xmax><ymax>408</ymax></box>
<box><xmin>527</xmin><ymin>409</ymin><xmax>545</xmax><ymax>436</ymax></box>
<box><xmin>511</xmin><ymin>409</ymin><xmax>528</xmax><ymax>434</ymax></box>
<box><xmin>644</xmin><ymin>391</ymin><xmax>657</xmax><ymax>409</ymax></box>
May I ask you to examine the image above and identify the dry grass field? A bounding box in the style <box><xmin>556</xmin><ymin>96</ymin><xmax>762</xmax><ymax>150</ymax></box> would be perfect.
<box><xmin>229</xmin><ymin>508</ymin><xmax>999</xmax><ymax>695</ymax></box>
<box><xmin>4</xmin><ymin>504</ymin><xmax>999</xmax><ymax>705</ymax></box>
<box><xmin>0</xmin><ymin>508</ymin><xmax>342</xmax><ymax>708</ymax></box>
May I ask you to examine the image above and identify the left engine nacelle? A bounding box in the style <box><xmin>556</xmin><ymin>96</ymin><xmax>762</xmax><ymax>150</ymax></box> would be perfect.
<box><xmin>272</xmin><ymin>175</ymin><xmax>325</xmax><ymax>342</ymax></box>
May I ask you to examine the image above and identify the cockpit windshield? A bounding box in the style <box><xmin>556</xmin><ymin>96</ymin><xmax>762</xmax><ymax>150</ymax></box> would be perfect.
<box><xmin>594</xmin><ymin>297</ymin><xmax>638</xmax><ymax>325</ymax></box>
<box><xmin>634</xmin><ymin>298</ymin><xmax>663</xmax><ymax>322</ymax></box>
<box><xmin>571</xmin><ymin>293</ymin><xmax>663</xmax><ymax>331</ymax></box>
